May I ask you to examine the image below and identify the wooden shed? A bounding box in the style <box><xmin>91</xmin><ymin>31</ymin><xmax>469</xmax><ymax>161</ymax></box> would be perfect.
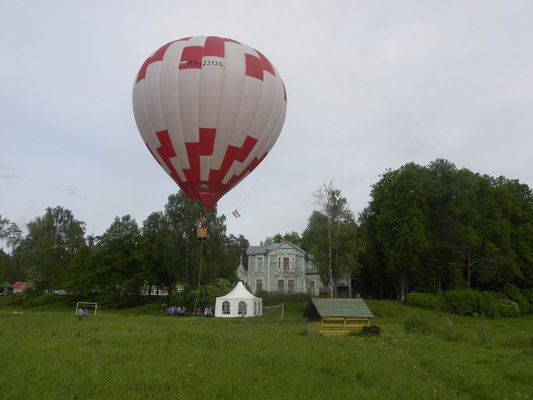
<box><xmin>303</xmin><ymin>298</ymin><xmax>374</xmax><ymax>336</ymax></box>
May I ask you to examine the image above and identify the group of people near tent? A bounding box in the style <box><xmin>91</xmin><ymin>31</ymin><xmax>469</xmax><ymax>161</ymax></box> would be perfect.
<box><xmin>162</xmin><ymin>303</ymin><xmax>215</xmax><ymax>318</ymax></box>
<box><xmin>158</xmin><ymin>282</ymin><xmax>261</xmax><ymax>319</ymax></box>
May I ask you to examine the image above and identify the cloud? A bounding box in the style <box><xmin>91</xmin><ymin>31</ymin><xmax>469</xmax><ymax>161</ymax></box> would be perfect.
<box><xmin>0</xmin><ymin>164</ymin><xmax>20</xmax><ymax>183</ymax></box>
<box><xmin>2</xmin><ymin>1</ymin><xmax>533</xmax><ymax>246</ymax></box>
<box><xmin>0</xmin><ymin>172</ymin><xmax>20</xmax><ymax>180</ymax></box>
<box><xmin>53</xmin><ymin>184</ymin><xmax>87</xmax><ymax>200</ymax></box>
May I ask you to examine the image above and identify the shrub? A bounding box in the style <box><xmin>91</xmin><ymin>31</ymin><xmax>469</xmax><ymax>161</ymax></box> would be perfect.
<box><xmin>498</xmin><ymin>298</ymin><xmax>521</xmax><ymax>317</ymax></box>
<box><xmin>443</xmin><ymin>289</ymin><xmax>479</xmax><ymax>316</ymax></box>
<box><xmin>116</xmin><ymin>294</ymin><xmax>151</xmax><ymax>309</ymax></box>
<box><xmin>477</xmin><ymin>291</ymin><xmax>500</xmax><ymax>319</ymax></box>
<box><xmin>503</xmin><ymin>284</ymin><xmax>528</xmax><ymax>314</ymax></box>
<box><xmin>167</xmin><ymin>292</ymin><xmax>185</xmax><ymax>308</ymax></box>
<box><xmin>28</xmin><ymin>293</ymin><xmax>58</xmax><ymax>306</ymax></box>
<box><xmin>166</xmin><ymin>279</ymin><xmax>234</xmax><ymax>310</ymax></box>
<box><xmin>6</xmin><ymin>293</ymin><xmax>26</xmax><ymax>306</ymax></box>
<box><xmin>441</xmin><ymin>289</ymin><xmax>500</xmax><ymax>318</ymax></box>
<box><xmin>405</xmin><ymin>292</ymin><xmax>444</xmax><ymax>310</ymax></box>
<box><xmin>6</xmin><ymin>292</ymin><xmax>70</xmax><ymax>308</ymax></box>
<box><xmin>522</xmin><ymin>289</ymin><xmax>533</xmax><ymax>314</ymax></box>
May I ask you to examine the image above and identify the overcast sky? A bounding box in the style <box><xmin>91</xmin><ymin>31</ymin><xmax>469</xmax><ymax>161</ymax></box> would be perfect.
<box><xmin>1</xmin><ymin>1</ymin><xmax>532</xmax><ymax>246</ymax></box>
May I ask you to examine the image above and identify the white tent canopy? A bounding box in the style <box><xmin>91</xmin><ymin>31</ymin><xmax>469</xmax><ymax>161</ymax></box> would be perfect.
<box><xmin>215</xmin><ymin>282</ymin><xmax>262</xmax><ymax>318</ymax></box>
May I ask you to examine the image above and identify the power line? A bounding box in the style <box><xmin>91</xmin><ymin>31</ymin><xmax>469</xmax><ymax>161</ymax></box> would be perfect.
<box><xmin>11</xmin><ymin>240</ymin><xmax>90</xmax><ymax>255</ymax></box>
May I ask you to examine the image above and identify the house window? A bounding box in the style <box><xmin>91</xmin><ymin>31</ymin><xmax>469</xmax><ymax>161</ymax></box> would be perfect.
<box><xmin>288</xmin><ymin>279</ymin><xmax>295</xmax><ymax>293</ymax></box>
<box><xmin>256</xmin><ymin>279</ymin><xmax>262</xmax><ymax>292</ymax></box>
<box><xmin>278</xmin><ymin>279</ymin><xmax>284</xmax><ymax>292</ymax></box>
<box><xmin>308</xmin><ymin>280</ymin><xmax>316</xmax><ymax>294</ymax></box>
<box><xmin>283</xmin><ymin>257</ymin><xmax>290</xmax><ymax>271</ymax></box>
<box><xmin>238</xmin><ymin>301</ymin><xmax>247</xmax><ymax>316</ymax></box>
<box><xmin>222</xmin><ymin>301</ymin><xmax>230</xmax><ymax>315</ymax></box>
<box><xmin>256</xmin><ymin>256</ymin><xmax>263</xmax><ymax>271</ymax></box>
<box><xmin>307</xmin><ymin>261</ymin><xmax>318</xmax><ymax>272</ymax></box>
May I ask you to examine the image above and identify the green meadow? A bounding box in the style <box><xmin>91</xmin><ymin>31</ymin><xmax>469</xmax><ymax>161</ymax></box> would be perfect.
<box><xmin>1</xmin><ymin>300</ymin><xmax>532</xmax><ymax>400</ymax></box>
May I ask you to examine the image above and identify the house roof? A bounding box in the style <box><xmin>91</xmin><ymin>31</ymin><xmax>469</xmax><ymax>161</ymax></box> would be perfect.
<box><xmin>13</xmin><ymin>282</ymin><xmax>30</xmax><ymax>290</ymax></box>
<box><xmin>247</xmin><ymin>242</ymin><xmax>279</xmax><ymax>255</ymax></box>
<box><xmin>304</xmin><ymin>298</ymin><xmax>374</xmax><ymax>319</ymax></box>
<box><xmin>216</xmin><ymin>282</ymin><xmax>260</xmax><ymax>300</ymax></box>
<box><xmin>0</xmin><ymin>281</ymin><xmax>13</xmax><ymax>289</ymax></box>
<box><xmin>247</xmin><ymin>241</ymin><xmax>308</xmax><ymax>256</ymax></box>
<box><xmin>236</xmin><ymin>253</ymin><xmax>247</xmax><ymax>276</ymax></box>
<box><xmin>236</xmin><ymin>264</ymin><xmax>247</xmax><ymax>276</ymax></box>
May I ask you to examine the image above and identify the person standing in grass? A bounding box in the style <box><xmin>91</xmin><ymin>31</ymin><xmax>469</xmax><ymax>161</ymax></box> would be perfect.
<box><xmin>77</xmin><ymin>307</ymin><xmax>85</xmax><ymax>321</ymax></box>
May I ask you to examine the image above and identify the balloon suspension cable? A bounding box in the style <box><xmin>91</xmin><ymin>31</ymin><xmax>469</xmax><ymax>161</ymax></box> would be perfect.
<box><xmin>234</xmin><ymin>155</ymin><xmax>271</xmax><ymax>214</ymax></box>
<box><xmin>191</xmin><ymin>236</ymin><xmax>204</xmax><ymax>322</ymax></box>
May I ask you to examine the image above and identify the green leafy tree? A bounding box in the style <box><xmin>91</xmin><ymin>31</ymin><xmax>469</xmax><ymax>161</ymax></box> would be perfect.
<box><xmin>487</xmin><ymin>176</ymin><xmax>533</xmax><ymax>288</ymax></box>
<box><xmin>139</xmin><ymin>212</ymin><xmax>175</xmax><ymax>294</ymax></box>
<box><xmin>358</xmin><ymin>207</ymin><xmax>393</xmax><ymax>298</ymax></box>
<box><xmin>64</xmin><ymin>244</ymin><xmax>99</xmax><ymax>299</ymax></box>
<box><xmin>96</xmin><ymin>215</ymin><xmax>141</xmax><ymax>305</ymax></box>
<box><xmin>302</xmin><ymin>182</ymin><xmax>360</xmax><ymax>297</ymax></box>
<box><xmin>302</xmin><ymin>211</ymin><xmax>329</xmax><ymax>275</ymax></box>
<box><xmin>263</xmin><ymin>231</ymin><xmax>302</xmax><ymax>247</ymax></box>
<box><xmin>164</xmin><ymin>192</ymin><xmax>216</xmax><ymax>287</ymax></box>
<box><xmin>0</xmin><ymin>217</ymin><xmax>22</xmax><ymax>282</ymax></box>
<box><xmin>5</xmin><ymin>222</ymin><xmax>22</xmax><ymax>252</ymax></box>
<box><xmin>365</xmin><ymin>163</ymin><xmax>431</xmax><ymax>301</ymax></box>
<box><xmin>161</xmin><ymin>192</ymin><xmax>242</xmax><ymax>288</ymax></box>
<box><xmin>226</xmin><ymin>234</ymin><xmax>249</xmax><ymax>269</ymax></box>
<box><xmin>360</xmin><ymin>159</ymin><xmax>533</xmax><ymax>299</ymax></box>
<box><xmin>16</xmin><ymin>206</ymin><xmax>85</xmax><ymax>290</ymax></box>
<box><xmin>0</xmin><ymin>215</ymin><xmax>9</xmax><ymax>241</ymax></box>
<box><xmin>0</xmin><ymin>249</ymin><xmax>7</xmax><ymax>281</ymax></box>
<box><xmin>424</xmin><ymin>161</ymin><xmax>481</xmax><ymax>291</ymax></box>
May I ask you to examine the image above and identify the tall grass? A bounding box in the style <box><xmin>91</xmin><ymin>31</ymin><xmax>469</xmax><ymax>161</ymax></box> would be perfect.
<box><xmin>0</xmin><ymin>299</ymin><xmax>532</xmax><ymax>399</ymax></box>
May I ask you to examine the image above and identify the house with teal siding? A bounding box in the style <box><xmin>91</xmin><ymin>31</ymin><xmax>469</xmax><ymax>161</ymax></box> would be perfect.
<box><xmin>246</xmin><ymin>241</ymin><xmax>322</xmax><ymax>295</ymax></box>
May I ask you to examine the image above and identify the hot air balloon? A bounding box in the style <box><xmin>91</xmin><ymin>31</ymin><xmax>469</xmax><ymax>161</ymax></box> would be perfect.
<box><xmin>132</xmin><ymin>36</ymin><xmax>287</xmax><ymax>215</ymax></box>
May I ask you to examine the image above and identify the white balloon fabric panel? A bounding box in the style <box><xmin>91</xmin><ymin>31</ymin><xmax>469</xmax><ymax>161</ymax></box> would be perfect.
<box><xmin>132</xmin><ymin>36</ymin><xmax>287</xmax><ymax>212</ymax></box>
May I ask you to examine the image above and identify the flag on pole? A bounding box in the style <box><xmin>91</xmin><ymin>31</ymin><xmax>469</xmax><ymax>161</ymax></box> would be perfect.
<box><xmin>232</xmin><ymin>209</ymin><xmax>241</xmax><ymax>218</ymax></box>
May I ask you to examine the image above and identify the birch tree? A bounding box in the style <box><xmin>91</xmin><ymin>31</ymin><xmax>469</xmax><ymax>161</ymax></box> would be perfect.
<box><xmin>304</xmin><ymin>181</ymin><xmax>359</xmax><ymax>297</ymax></box>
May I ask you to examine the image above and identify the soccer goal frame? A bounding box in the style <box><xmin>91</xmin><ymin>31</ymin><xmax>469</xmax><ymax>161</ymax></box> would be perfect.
<box><xmin>75</xmin><ymin>302</ymin><xmax>98</xmax><ymax>316</ymax></box>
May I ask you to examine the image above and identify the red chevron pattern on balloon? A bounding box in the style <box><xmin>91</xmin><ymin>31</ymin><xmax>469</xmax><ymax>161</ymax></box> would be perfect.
<box><xmin>132</xmin><ymin>36</ymin><xmax>287</xmax><ymax>213</ymax></box>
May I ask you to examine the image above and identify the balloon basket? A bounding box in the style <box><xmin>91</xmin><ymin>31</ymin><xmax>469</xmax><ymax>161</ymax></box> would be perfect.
<box><xmin>197</xmin><ymin>227</ymin><xmax>207</xmax><ymax>239</ymax></box>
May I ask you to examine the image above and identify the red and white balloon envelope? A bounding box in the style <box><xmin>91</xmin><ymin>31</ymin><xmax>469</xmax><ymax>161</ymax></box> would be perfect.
<box><xmin>132</xmin><ymin>36</ymin><xmax>287</xmax><ymax>213</ymax></box>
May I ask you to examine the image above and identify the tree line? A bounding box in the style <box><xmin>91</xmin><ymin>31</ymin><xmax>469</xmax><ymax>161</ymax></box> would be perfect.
<box><xmin>0</xmin><ymin>192</ymin><xmax>248</xmax><ymax>308</ymax></box>
<box><xmin>358</xmin><ymin>159</ymin><xmax>533</xmax><ymax>302</ymax></box>
<box><xmin>250</xmin><ymin>159</ymin><xmax>532</xmax><ymax>306</ymax></box>
<box><xmin>1</xmin><ymin>158</ymin><xmax>532</xmax><ymax>309</ymax></box>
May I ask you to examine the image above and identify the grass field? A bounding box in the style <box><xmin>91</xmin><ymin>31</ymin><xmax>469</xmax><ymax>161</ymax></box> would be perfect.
<box><xmin>1</xmin><ymin>299</ymin><xmax>532</xmax><ymax>400</ymax></box>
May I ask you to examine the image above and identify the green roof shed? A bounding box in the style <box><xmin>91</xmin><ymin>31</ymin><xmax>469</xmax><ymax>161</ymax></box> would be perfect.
<box><xmin>0</xmin><ymin>281</ymin><xmax>13</xmax><ymax>296</ymax></box>
<box><xmin>303</xmin><ymin>298</ymin><xmax>374</xmax><ymax>336</ymax></box>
